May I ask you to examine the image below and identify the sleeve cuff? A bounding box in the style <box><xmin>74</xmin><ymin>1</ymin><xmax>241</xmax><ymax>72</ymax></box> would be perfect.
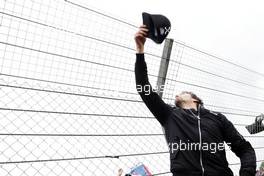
<box><xmin>136</xmin><ymin>53</ymin><xmax>145</xmax><ymax>62</ymax></box>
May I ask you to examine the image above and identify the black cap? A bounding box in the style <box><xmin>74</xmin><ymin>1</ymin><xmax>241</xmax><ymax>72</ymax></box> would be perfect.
<box><xmin>142</xmin><ymin>12</ymin><xmax>171</xmax><ymax>44</ymax></box>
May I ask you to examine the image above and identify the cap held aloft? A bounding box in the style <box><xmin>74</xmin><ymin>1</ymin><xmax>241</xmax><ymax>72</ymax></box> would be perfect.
<box><xmin>142</xmin><ymin>12</ymin><xmax>171</xmax><ymax>44</ymax></box>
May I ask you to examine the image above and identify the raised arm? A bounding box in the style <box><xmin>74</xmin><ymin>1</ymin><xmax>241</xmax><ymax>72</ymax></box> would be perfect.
<box><xmin>134</xmin><ymin>25</ymin><xmax>172</xmax><ymax>126</ymax></box>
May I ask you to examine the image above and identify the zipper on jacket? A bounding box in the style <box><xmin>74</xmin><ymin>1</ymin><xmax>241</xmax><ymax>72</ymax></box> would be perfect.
<box><xmin>189</xmin><ymin>107</ymin><xmax>205</xmax><ymax>176</ymax></box>
<box><xmin>197</xmin><ymin>115</ymin><xmax>205</xmax><ymax>176</ymax></box>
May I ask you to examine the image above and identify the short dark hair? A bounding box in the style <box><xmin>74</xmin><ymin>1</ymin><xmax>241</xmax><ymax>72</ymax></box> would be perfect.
<box><xmin>181</xmin><ymin>91</ymin><xmax>204</xmax><ymax>106</ymax></box>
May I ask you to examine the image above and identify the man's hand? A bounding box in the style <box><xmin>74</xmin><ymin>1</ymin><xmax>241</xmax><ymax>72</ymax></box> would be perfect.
<box><xmin>134</xmin><ymin>25</ymin><xmax>148</xmax><ymax>53</ymax></box>
<box><xmin>117</xmin><ymin>168</ymin><xmax>123</xmax><ymax>176</ymax></box>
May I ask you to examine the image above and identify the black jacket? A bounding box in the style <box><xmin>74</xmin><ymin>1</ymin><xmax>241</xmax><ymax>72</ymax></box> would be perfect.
<box><xmin>135</xmin><ymin>53</ymin><xmax>256</xmax><ymax>176</ymax></box>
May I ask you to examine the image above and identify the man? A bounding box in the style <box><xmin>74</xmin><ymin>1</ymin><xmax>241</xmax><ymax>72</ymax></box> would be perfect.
<box><xmin>134</xmin><ymin>25</ymin><xmax>256</xmax><ymax>176</ymax></box>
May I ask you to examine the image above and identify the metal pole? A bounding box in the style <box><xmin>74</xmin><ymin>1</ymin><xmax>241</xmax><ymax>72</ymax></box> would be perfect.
<box><xmin>156</xmin><ymin>38</ymin><xmax>174</xmax><ymax>98</ymax></box>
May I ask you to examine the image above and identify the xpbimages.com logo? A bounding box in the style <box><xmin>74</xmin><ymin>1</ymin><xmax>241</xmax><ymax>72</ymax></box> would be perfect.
<box><xmin>136</xmin><ymin>85</ymin><xmax>166</xmax><ymax>95</ymax></box>
<box><xmin>168</xmin><ymin>140</ymin><xmax>231</xmax><ymax>154</ymax></box>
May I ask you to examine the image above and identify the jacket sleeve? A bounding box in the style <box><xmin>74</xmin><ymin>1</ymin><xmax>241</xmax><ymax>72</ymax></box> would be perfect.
<box><xmin>135</xmin><ymin>53</ymin><xmax>172</xmax><ymax>126</ymax></box>
<box><xmin>220</xmin><ymin>113</ymin><xmax>256</xmax><ymax>176</ymax></box>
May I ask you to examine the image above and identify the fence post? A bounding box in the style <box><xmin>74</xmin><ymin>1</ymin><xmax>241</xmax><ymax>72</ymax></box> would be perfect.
<box><xmin>156</xmin><ymin>38</ymin><xmax>174</xmax><ymax>98</ymax></box>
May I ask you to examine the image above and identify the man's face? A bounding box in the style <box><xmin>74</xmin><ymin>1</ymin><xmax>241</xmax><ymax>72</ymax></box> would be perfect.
<box><xmin>175</xmin><ymin>91</ymin><xmax>194</xmax><ymax>107</ymax></box>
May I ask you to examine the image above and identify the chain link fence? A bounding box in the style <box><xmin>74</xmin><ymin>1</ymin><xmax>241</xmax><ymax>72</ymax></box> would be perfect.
<box><xmin>0</xmin><ymin>0</ymin><xmax>263</xmax><ymax>175</ymax></box>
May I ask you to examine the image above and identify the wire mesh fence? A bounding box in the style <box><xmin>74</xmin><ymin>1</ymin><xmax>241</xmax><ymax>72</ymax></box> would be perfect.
<box><xmin>0</xmin><ymin>0</ymin><xmax>263</xmax><ymax>175</ymax></box>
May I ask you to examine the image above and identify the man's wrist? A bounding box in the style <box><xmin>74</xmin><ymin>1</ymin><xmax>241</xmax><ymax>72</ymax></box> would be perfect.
<box><xmin>136</xmin><ymin>47</ymin><xmax>144</xmax><ymax>53</ymax></box>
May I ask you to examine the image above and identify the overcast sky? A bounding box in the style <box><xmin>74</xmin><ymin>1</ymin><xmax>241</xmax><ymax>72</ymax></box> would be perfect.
<box><xmin>82</xmin><ymin>0</ymin><xmax>264</xmax><ymax>74</ymax></box>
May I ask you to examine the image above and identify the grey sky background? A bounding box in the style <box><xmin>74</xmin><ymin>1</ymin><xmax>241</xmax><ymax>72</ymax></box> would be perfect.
<box><xmin>83</xmin><ymin>0</ymin><xmax>264</xmax><ymax>74</ymax></box>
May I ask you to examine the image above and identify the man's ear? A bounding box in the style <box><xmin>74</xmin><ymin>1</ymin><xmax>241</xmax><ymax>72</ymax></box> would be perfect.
<box><xmin>192</xmin><ymin>99</ymin><xmax>199</xmax><ymax>104</ymax></box>
<box><xmin>193</xmin><ymin>100</ymin><xmax>201</xmax><ymax>107</ymax></box>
